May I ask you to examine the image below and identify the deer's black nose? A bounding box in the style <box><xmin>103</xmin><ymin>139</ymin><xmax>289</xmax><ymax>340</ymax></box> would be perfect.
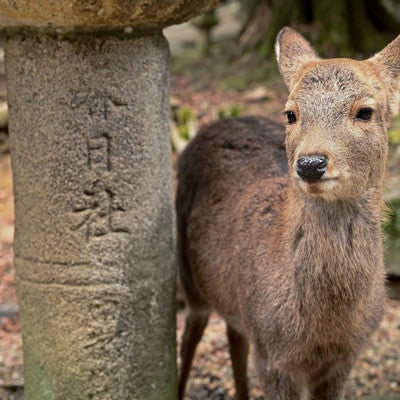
<box><xmin>296</xmin><ymin>154</ymin><xmax>328</xmax><ymax>181</ymax></box>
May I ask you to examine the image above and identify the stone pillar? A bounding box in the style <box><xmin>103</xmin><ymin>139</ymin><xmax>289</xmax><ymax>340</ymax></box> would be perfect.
<box><xmin>0</xmin><ymin>2</ymin><xmax>219</xmax><ymax>399</ymax></box>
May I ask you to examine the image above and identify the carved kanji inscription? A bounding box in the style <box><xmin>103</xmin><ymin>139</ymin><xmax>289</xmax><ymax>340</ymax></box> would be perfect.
<box><xmin>87</xmin><ymin>133</ymin><xmax>111</xmax><ymax>172</ymax></box>
<box><xmin>71</xmin><ymin>180</ymin><xmax>130</xmax><ymax>241</ymax></box>
<box><xmin>71</xmin><ymin>93</ymin><xmax>130</xmax><ymax>240</ymax></box>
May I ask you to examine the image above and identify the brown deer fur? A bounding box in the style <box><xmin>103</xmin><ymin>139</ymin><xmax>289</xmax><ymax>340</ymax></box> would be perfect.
<box><xmin>176</xmin><ymin>28</ymin><xmax>400</xmax><ymax>400</ymax></box>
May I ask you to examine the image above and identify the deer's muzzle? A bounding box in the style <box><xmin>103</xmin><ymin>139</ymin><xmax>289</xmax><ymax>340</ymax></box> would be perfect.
<box><xmin>296</xmin><ymin>154</ymin><xmax>328</xmax><ymax>181</ymax></box>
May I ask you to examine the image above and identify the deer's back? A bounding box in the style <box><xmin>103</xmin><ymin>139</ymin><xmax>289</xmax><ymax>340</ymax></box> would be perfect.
<box><xmin>176</xmin><ymin>116</ymin><xmax>287</xmax><ymax>329</ymax></box>
<box><xmin>178</xmin><ymin>116</ymin><xmax>287</xmax><ymax>192</ymax></box>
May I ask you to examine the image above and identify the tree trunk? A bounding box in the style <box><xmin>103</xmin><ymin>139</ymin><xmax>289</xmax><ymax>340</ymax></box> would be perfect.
<box><xmin>237</xmin><ymin>0</ymin><xmax>400</xmax><ymax>59</ymax></box>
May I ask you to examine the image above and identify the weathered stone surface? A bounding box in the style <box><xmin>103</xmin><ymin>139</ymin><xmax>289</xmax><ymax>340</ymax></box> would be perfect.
<box><xmin>0</xmin><ymin>0</ymin><xmax>220</xmax><ymax>29</ymax></box>
<box><xmin>7</xmin><ymin>32</ymin><xmax>176</xmax><ymax>400</ymax></box>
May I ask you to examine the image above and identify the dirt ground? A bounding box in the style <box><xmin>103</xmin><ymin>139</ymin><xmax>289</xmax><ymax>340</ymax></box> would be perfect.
<box><xmin>0</xmin><ymin>154</ymin><xmax>22</xmax><ymax>400</ymax></box>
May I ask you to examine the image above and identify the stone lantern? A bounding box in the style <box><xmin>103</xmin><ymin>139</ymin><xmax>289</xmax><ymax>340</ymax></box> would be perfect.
<box><xmin>0</xmin><ymin>1</ymin><xmax>219</xmax><ymax>399</ymax></box>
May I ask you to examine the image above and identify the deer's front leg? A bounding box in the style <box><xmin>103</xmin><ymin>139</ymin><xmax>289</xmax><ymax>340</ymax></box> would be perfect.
<box><xmin>256</xmin><ymin>357</ymin><xmax>310</xmax><ymax>400</ymax></box>
<box><xmin>310</xmin><ymin>358</ymin><xmax>354</xmax><ymax>400</ymax></box>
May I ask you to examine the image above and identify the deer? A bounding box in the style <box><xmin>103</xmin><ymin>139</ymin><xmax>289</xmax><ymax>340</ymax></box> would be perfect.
<box><xmin>176</xmin><ymin>27</ymin><xmax>400</xmax><ymax>400</ymax></box>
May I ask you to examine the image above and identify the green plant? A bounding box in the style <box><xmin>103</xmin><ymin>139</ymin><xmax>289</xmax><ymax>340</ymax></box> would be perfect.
<box><xmin>389</xmin><ymin>128</ymin><xmax>400</xmax><ymax>144</ymax></box>
<box><xmin>170</xmin><ymin>105</ymin><xmax>198</xmax><ymax>154</ymax></box>
<box><xmin>218</xmin><ymin>104</ymin><xmax>243</xmax><ymax>119</ymax></box>
<box><xmin>384</xmin><ymin>199</ymin><xmax>400</xmax><ymax>239</ymax></box>
<box><xmin>179</xmin><ymin>108</ymin><xmax>196</xmax><ymax>138</ymax></box>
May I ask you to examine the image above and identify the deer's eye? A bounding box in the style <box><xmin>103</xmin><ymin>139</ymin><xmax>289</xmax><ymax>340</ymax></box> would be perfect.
<box><xmin>285</xmin><ymin>110</ymin><xmax>297</xmax><ymax>124</ymax></box>
<box><xmin>355</xmin><ymin>107</ymin><xmax>374</xmax><ymax>121</ymax></box>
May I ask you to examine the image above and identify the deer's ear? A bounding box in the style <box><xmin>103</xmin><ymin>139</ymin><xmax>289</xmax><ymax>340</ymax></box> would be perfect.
<box><xmin>370</xmin><ymin>34</ymin><xmax>400</xmax><ymax>77</ymax></box>
<box><xmin>369</xmin><ymin>35</ymin><xmax>400</xmax><ymax>117</ymax></box>
<box><xmin>276</xmin><ymin>27</ymin><xmax>319</xmax><ymax>91</ymax></box>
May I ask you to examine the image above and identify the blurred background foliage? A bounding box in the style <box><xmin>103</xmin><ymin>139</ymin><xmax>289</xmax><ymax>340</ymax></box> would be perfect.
<box><xmin>237</xmin><ymin>0</ymin><xmax>400</xmax><ymax>58</ymax></box>
<box><xmin>192</xmin><ymin>0</ymin><xmax>400</xmax><ymax>59</ymax></box>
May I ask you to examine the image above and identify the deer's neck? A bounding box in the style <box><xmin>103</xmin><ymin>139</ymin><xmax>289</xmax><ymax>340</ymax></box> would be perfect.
<box><xmin>286</xmin><ymin>186</ymin><xmax>384</xmax><ymax>306</ymax></box>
